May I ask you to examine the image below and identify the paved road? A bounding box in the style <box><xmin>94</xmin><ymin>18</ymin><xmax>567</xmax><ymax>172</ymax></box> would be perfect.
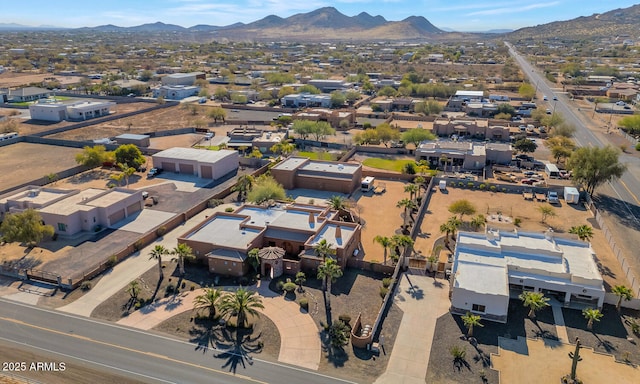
<box><xmin>506</xmin><ymin>42</ymin><xmax>640</xmax><ymax>285</ymax></box>
<box><xmin>0</xmin><ymin>299</ymin><xmax>354</xmax><ymax>384</ymax></box>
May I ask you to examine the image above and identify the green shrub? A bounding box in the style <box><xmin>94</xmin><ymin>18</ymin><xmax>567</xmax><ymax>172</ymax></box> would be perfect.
<box><xmin>338</xmin><ymin>314</ymin><xmax>351</xmax><ymax>325</ymax></box>
<box><xmin>208</xmin><ymin>199</ymin><xmax>223</xmax><ymax>208</ymax></box>
<box><xmin>514</xmin><ymin>218</ymin><xmax>522</xmax><ymax>227</ymax></box>
<box><xmin>403</xmin><ymin>162</ymin><xmax>417</xmax><ymax>175</ymax></box>
<box><xmin>276</xmin><ymin>280</ymin><xmax>285</xmax><ymax>291</ymax></box>
<box><xmin>106</xmin><ymin>255</ymin><xmax>118</xmax><ymax>268</ymax></box>
<box><xmin>489</xmin><ymin>185</ymin><xmax>497</xmax><ymax>192</ymax></box>
<box><xmin>165</xmin><ymin>284</ymin><xmax>175</xmax><ymax>295</ymax></box>
<box><xmin>134</xmin><ymin>301</ymin><xmax>142</xmax><ymax>309</ymax></box>
<box><xmin>382</xmin><ymin>277</ymin><xmax>393</xmax><ymax>288</ymax></box>
<box><xmin>636</xmin><ymin>143</ymin><xmax>640</xmax><ymax>151</ymax></box>
<box><xmin>501</xmin><ymin>188</ymin><xmax>507</xmax><ymax>193</ymax></box>
<box><xmin>379</xmin><ymin>286</ymin><xmax>389</xmax><ymax>299</ymax></box>
<box><xmin>458</xmin><ymin>182</ymin><xmax>465</xmax><ymax>188</ymax></box>
<box><xmin>299</xmin><ymin>298</ymin><xmax>309</xmax><ymax>310</ymax></box>
<box><xmin>225</xmin><ymin>207</ymin><xmax>234</xmax><ymax>212</ymax></box>
<box><xmin>479</xmin><ymin>183</ymin><xmax>486</xmax><ymax>190</ymax></box>
<box><xmin>467</xmin><ymin>182</ymin><xmax>475</xmax><ymax>189</ymax></box>
<box><xmin>283</xmin><ymin>282</ymin><xmax>297</xmax><ymax>293</ymax></box>
<box><xmin>80</xmin><ymin>281</ymin><xmax>92</xmax><ymax>291</ymax></box>
<box><xmin>133</xmin><ymin>240</ymin><xmax>144</xmax><ymax>251</ymax></box>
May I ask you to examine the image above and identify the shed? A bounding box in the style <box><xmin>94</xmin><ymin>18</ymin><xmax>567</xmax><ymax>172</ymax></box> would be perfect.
<box><xmin>151</xmin><ymin>147</ymin><xmax>239</xmax><ymax>180</ymax></box>
<box><xmin>115</xmin><ymin>134</ymin><xmax>150</xmax><ymax>148</ymax></box>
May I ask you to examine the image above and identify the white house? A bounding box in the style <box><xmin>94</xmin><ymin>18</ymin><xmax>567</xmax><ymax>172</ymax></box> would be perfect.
<box><xmin>151</xmin><ymin>148</ymin><xmax>239</xmax><ymax>180</ymax></box>
<box><xmin>152</xmin><ymin>85</ymin><xmax>199</xmax><ymax>100</ymax></box>
<box><xmin>29</xmin><ymin>100</ymin><xmax>115</xmax><ymax>122</ymax></box>
<box><xmin>280</xmin><ymin>93</ymin><xmax>332</xmax><ymax>108</ymax></box>
<box><xmin>450</xmin><ymin>229</ymin><xmax>605</xmax><ymax>323</ymax></box>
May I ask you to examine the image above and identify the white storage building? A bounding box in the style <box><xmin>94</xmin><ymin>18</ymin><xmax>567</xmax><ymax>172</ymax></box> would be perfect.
<box><xmin>151</xmin><ymin>148</ymin><xmax>239</xmax><ymax>180</ymax></box>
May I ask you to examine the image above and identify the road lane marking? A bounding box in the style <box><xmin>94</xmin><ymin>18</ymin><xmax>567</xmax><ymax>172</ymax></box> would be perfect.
<box><xmin>0</xmin><ymin>316</ymin><xmax>266</xmax><ymax>384</ymax></box>
<box><xmin>619</xmin><ymin>179</ymin><xmax>640</xmax><ymax>206</ymax></box>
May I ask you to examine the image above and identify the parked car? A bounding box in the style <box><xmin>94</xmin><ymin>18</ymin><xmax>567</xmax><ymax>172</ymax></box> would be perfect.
<box><xmin>523</xmin><ymin>171</ymin><xmax>537</xmax><ymax>177</ymax></box>
<box><xmin>147</xmin><ymin>168</ymin><xmax>162</xmax><ymax>178</ymax></box>
<box><xmin>553</xmin><ymin>96</ymin><xmax>558</xmax><ymax>101</ymax></box>
<box><xmin>521</xmin><ymin>178</ymin><xmax>536</xmax><ymax>185</ymax></box>
<box><xmin>546</xmin><ymin>109</ymin><xmax>552</xmax><ymax>114</ymax></box>
<box><xmin>548</xmin><ymin>191</ymin><xmax>559</xmax><ymax>204</ymax></box>
<box><xmin>543</xmin><ymin>95</ymin><xmax>548</xmax><ymax>101</ymax></box>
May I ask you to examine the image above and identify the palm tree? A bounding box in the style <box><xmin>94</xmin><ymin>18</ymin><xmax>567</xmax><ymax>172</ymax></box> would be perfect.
<box><xmin>171</xmin><ymin>243</ymin><xmax>195</xmax><ymax>276</ymax></box>
<box><xmin>470</xmin><ymin>214</ymin><xmax>486</xmax><ymax>231</ymax></box>
<box><xmin>446</xmin><ymin>216</ymin><xmax>462</xmax><ymax>240</ymax></box>
<box><xmin>232</xmin><ymin>175</ymin><xmax>254</xmax><ymax>202</ymax></box>
<box><xmin>519</xmin><ymin>291</ymin><xmax>550</xmax><ymax>319</ymax></box>
<box><xmin>396</xmin><ymin>198</ymin><xmax>418</xmax><ymax>225</ymax></box>
<box><xmin>313</xmin><ymin>239</ymin><xmax>336</xmax><ymax>260</ymax></box>
<box><xmin>328</xmin><ymin>195</ymin><xmax>347</xmax><ymax>211</ymax></box>
<box><xmin>568</xmin><ymin>225</ymin><xmax>594</xmax><ymax>242</ymax></box>
<box><xmin>317</xmin><ymin>258</ymin><xmax>343</xmax><ymax>308</ymax></box>
<box><xmin>149</xmin><ymin>245</ymin><xmax>169</xmax><ymax>280</ymax></box>
<box><xmin>193</xmin><ymin>288</ymin><xmax>224</xmax><ymax>320</ymax></box>
<box><xmin>220</xmin><ymin>287</ymin><xmax>265</xmax><ymax>328</ymax></box>
<box><xmin>413</xmin><ymin>176</ymin><xmax>426</xmax><ymax>191</ymax></box>
<box><xmin>391</xmin><ymin>234</ymin><xmax>414</xmax><ymax>263</ymax></box>
<box><xmin>404</xmin><ymin>183</ymin><xmax>419</xmax><ymax>202</ymax></box>
<box><xmin>612</xmin><ymin>285</ymin><xmax>634</xmax><ymax>312</ymax></box>
<box><xmin>582</xmin><ymin>308</ymin><xmax>603</xmax><ymax>330</ymax></box>
<box><xmin>440</xmin><ymin>221</ymin><xmax>453</xmax><ymax>248</ymax></box>
<box><xmin>373</xmin><ymin>235</ymin><xmax>393</xmax><ymax>265</ymax></box>
<box><xmin>461</xmin><ymin>312</ymin><xmax>483</xmax><ymax>337</ymax></box>
<box><xmin>126</xmin><ymin>280</ymin><xmax>140</xmax><ymax>300</ymax></box>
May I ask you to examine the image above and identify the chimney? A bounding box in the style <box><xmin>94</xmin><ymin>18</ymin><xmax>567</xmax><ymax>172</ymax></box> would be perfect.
<box><xmin>335</xmin><ymin>225</ymin><xmax>342</xmax><ymax>240</ymax></box>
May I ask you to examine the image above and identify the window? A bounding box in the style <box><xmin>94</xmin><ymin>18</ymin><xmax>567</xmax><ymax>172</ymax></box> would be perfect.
<box><xmin>57</xmin><ymin>223</ymin><xmax>66</xmax><ymax>232</ymax></box>
<box><xmin>472</xmin><ymin>304</ymin><xmax>486</xmax><ymax>313</ymax></box>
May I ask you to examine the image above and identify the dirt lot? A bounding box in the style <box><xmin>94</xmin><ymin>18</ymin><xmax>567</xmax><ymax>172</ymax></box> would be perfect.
<box><xmin>414</xmin><ymin>186</ymin><xmax>628</xmax><ymax>290</ymax></box>
<box><xmin>48</xmin><ymin>104</ymin><xmax>214</xmax><ymax>141</ymax></box>
<box><xmin>0</xmin><ymin>72</ymin><xmax>51</xmax><ymax>88</ymax></box>
<box><xmin>0</xmin><ymin>143</ymin><xmax>82</xmax><ymax>193</ymax></box>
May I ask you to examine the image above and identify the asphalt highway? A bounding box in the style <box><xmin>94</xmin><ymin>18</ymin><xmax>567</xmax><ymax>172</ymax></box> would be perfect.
<box><xmin>0</xmin><ymin>299</ymin><xmax>355</xmax><ymax>384</ymax></box>
<box><xmin>506</xmin><ymin>42</ymin><xmax>640</xmax><ymax>283</ymax></box>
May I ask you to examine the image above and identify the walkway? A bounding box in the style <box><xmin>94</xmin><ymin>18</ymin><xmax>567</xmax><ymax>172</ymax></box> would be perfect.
<box><xmin>375</xmin><ymin>272</ymin><xmax>451</xmax><ymax>384</ymax></box>
<box><xmin>117</xmin><ymin>281</ymin><xmax>321</xmax><ymax>371</ymax></box>
<box><xmin>58</xmin><ymin>208</ymin><xmax>218</xmax><ymax>317</ymax></box>
<box><xmin>550</xmin><ymin>303</ymin><xmax>570</xmax><ymax>343</ymax></box>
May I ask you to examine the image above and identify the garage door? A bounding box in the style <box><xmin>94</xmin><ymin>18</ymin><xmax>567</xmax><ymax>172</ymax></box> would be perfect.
<box><xmin>201</xmin><ymin>165</ymin><xmax>213</xmax><ymax>179</ymax></box>
<box><xmin>179</xmin><ymin>163</ymin><xmax>194</xmax><ymax>175</ymax></box>
<box><xmin>161</xmin><ymin>162</ymin><xmax>176</xmax><ymax>172</ymax></box>
<box><xmin>126</xmin><ymin>202</ymin><xmax>141</xmax><ymax>215</ymax></box>
<box><xmin>108</xmin><ymin>209</ymin><xmax>126</xmax><ymax>226</ymax></box>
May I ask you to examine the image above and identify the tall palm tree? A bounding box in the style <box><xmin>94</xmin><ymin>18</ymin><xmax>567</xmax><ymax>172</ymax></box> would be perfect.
<box><xmin>171</xmin><ymin>243</ymin><xmax>195</xmax><ymax>276</ymax></box>
<box><xmin>519</xmin><ymin>291</ymin><xmax>550</xmax><ymax>319</ymax></box>
<box><xmin>612</xmin><ymin>285</ymin><xmax>634</xmax><ymax>312</ymax></box>
<box><xmin>391</xmin><ymin>234</ymin><xmax>414</xmax><ymax>263</ymax></box>
<box><xmin>461</xmin><ymin>312</ymin><xmax>483</xmax><ymax>337</ymax></box>
<box><xmin>317</xmin><ymin>258</ymin><xmax>343</xmax><ymax>308</ymax></box>
<box><xmin>568</xmin><ymin>225</ymin><xmax>594</xmax><ymax>242</ymax></box>
<box><xmin>404</xmin><ymin>183</ymin><xmax>419</xmax><ymax>202</ymax></box>
<box><xmin>373</xmin><ymin>235</ymin><xmax>393</xmax><ymax>265</ymax></box>
<box><xmin>313</xmin><ymin>239</ymin><xmax>336</xmax><ymax>260</ymax></box>
<box><xmin>232</xmin><ymin>175</ymin><xmax>254</xmax><ymax>202</ymax></box>
<box><xmin>582</xmin><ymin>308</ymin><xmax>603</xmax><ymax>330</ymax></box>
<box><xmin>193</xmin><ymin>288</ymin><xmax>224</xmax><ymax>320</ymax></box>
<box><xmin>220</xmin><ymin>287</ymin><xmax>265</xmax><ymax>328</ymax></box>
<box><xmin>446</xmin><ymin>216</ymin><xmax>462</xmax><ymax>240</ymax></box>
<box><xmin>149</xmin><ymin>245</ymin><xmax>169</xmax><ymax>280</ymax></box>
<box><xmin>440</xmin><ymin>221</ymin><xmax>453</xmax><ymax>248</ymax></box>
<box><xmin>396</xmin><ymin>198</ymin><xmax>418</xmax><ymax>225</ymax></box>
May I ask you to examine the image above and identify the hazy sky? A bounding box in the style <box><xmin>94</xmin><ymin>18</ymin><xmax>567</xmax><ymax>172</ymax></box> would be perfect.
<box><xmin>1</xmin><ymin>0</ymin><xmax>637</xmax><ymax>31</ymax></box>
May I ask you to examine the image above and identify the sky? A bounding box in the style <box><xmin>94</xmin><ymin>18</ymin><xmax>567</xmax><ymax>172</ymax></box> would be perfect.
<box><xmin>1</xmin><ymin>0</ymin><xmax>638</xmax><ymax>32</ymax></box>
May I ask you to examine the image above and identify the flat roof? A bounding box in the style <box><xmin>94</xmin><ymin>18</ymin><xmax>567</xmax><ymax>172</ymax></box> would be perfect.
<box><xmin>309</xmin><ymin>223</ymin><xmax>356</xmax><ymax>249</ymax></box>
<box><xmin>272</xmin><ymin>157</ymin><xmax>308</xmax><ymax>171</ymax></box>
<box><xmin>87</xmin><ymin>190</ymin><xmax>134</xmax><ymax>208</ymax></box>
<box><xmin>299</xmin><ymin>161</ymin><xmax>360</xmax><ymax>176</ymax></box>
<box><xmin>453</xmin><ymin>261</ymin><xmax>509</xmax><ymax>296</ymax></box>
<box><xmin>185</xmin><ymin>215</ymin><xmax>261</xmax><ymax>249</ymax></box>
<box><xmin>40</xmin><ymin>188</ymin><xmax>104</xmax><ymax>214</ymax></box>
<box><xmin>2</xmin><ymin>188</ymin><xmax>73</xmax><ymax>207</ymax></box>
<box><xmin>153</xmin><ymin>148</ymin><xmax>237</xmax><ymax>163</ymax></box>
<box><xmin>116</xmin><ymin>134</ymin><xmax>150</xmax><ymax>140</ymax></box>
<box><xmin>234</xmin><ymin>206</ymin><xmax>285</xmax><ymax>228</ymax></box>
<box><xmin>269</xmin><ymin>209</ymin><xmax>320</xmax><ymax>231</ymax></box>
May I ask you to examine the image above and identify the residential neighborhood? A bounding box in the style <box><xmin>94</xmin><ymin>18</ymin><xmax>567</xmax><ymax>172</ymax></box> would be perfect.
<box><xmin>1</xmin><ymin>3</ymin><xmax>640</xmax><ymax>384</ymax></box>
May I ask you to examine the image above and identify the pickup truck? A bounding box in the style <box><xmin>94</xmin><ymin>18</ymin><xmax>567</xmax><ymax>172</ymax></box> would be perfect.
<box><xmin>147</xmin><ymin>168</ymin><xmax>162</xmax><ymax>178</ymax></box>
<box><xmin>548</xmin><ymin>191</ymin><xmax>559</xmax><ymax>204</ymax></box>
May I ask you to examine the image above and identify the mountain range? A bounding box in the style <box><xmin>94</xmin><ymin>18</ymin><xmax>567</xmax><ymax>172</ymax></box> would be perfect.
<box><xmin>1</xmin><ymin>4</ymin><xmax>639</xmax><ymax>41</ymax></box>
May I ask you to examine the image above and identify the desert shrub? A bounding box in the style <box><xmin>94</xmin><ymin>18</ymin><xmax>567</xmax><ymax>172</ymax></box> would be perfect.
<box><xmin>106</xmin><ymin>255</ymin><xmax>118</xmax><ymax>268</ymax></box>
<box><xmin>156</xmin><ymin>226</ymin><xmax>166</xmax><ymax>236</ymax></box>
<box><xmin>458</xmin><ymin>182</ymin><xmax>465</xmax><ymax>188</ymax></box>
<box><xmin>382</xmin><ymin>277</ymin><xmax>393</xmax><ymax>288</ymax></box>
<box><xmin>479</xmin><ymin>183</ymin><xmax>486</xmax><ymax>190</ymax></box>
<box><xmin>208</xmin><ymin>199</ymin><xmax>223</xmax><ymax>208</ymax></box>
<box><xmin>338</xmin><ymin>314</ymin><xmax>351</xmax><ymax>325</ymax></box>
<box><xmin>165</xmin><ymin>284</ymin><xmax>175</xmax><ymax>295</ymax></box>
<box><xmin>490</xmin><ymin>185</ymin><xmax>497</xmax><ymax>192</ymax></box>
<box><xmin>134</xmin><ymin>301</ymin><xmax>142</xmax><ymax>309</ymax></box>
<box><xmin>403</xmin><ymin>162</ymin><xmax>417</xmax><ymax>174</ymax></box>
<box><xmin>283</xmin><ymin>282</ymin><xmax>297</xmax><ymax>293</ymax></box>
<box><xmin>80</xmin><ymin>281</ymin><xmax>92</xmax><ymax>291</ymax></box>
<box><xmin>514</xmin><ymin>218</ymin><xmax>522</xmax><ymax>226</ymax></box>
<box><xmin>225</xmin><ymin>207</ymin><xmax>234</xmax><ymax>212</ymax></box>
<box><xmin>636</xmin><ymin>143</ymin><xmax>640</xmax><ymax>151</ymax></box>
<box><xmin>299</xmin><ymin>298</ymin><xmax>309</xmax><ymax>310</ymax></box>
<box><xmin>467</xmin><ymin>182</ymin><xmax>475</xmax><ymax>188</ymax></box>
<box><xmin>276</xmin><ymin>280</ymin><xmax>285</xmax><ymax>291</ymax></box>
<box><xmin>379</xmin><ymin>286</ymin><xmax>389</xmax><ymax>299</ymax></box>
<box><xmin>133</xmin><ymin>240</ymin><xmax>144</xmax><ymax>251</ymax></box>
<box><xmin>450</xmin><ymin>345</ymin><xmax>466</xmax><ymax>359</ymax></box>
